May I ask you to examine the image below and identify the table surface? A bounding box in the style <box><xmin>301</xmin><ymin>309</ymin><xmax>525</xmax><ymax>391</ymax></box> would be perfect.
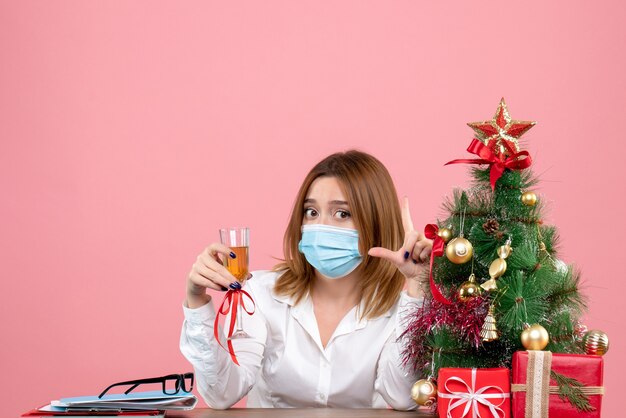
<box><xmin>166</xmin><ymin>408</ymin><xmax>435</xmax><ymax>418</ymax></box>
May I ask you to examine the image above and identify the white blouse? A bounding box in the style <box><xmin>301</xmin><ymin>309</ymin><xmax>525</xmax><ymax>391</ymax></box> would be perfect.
<box><xmin>179</xmin><ymin>270</ymin><xmax>422</xmax><ymax>410</ymax></box>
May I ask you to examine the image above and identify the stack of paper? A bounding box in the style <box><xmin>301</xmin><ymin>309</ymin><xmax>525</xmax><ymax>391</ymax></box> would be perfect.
<box><xmin>23</xmin><ymin>391</ymin><xmax>197</xmax><ymax>417</ymax></box>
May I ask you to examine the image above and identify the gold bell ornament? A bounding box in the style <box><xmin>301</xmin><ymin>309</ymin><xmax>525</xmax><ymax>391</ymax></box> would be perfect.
<box><xmin>411</xmin><ymin>378</ymin><xmax>438</xmax><ymax>407</ymax></box>
<box><xmin>520</xmin><ymin>323</ymin><xmax>550</xmax><ymax>350</ymax></box>
<box><xmin>582</xmin><ymin>330</ymin><xmax>609</xmax><ymax>356</ymax></box>
<box><xmin>481</xmin><ymin>239</ymin><xmax>512</xmax><ymax>292</ymax></box>
<box><xmin>445</xmin><ymin>209</ymin><xmax>473</xmax><ymax>264</ymax></box>
<box><xmin>458</xmin><ymin>273</ymin><xmax>482</xmax><ymax>302</ymax></box>
<box><xmin>480</xmin><ymin>304</ymin><xmax>499</xmax><ymax>342</ymax></box>
<box><xmin>521</xmin><ymin>191</ymin><xmax>538</xmax><ymax>206</ymax></box>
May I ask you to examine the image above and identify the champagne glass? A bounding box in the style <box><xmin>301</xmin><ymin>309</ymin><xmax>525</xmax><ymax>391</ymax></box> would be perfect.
<box><xmin>219</xmin><ymin>227</ymin><xmax>250</xmax><ymax>339</ymax></box>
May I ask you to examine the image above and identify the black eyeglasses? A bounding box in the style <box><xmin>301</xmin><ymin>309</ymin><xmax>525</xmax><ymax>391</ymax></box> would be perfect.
<box><xmin>98</xmin><ymin>372</ymin><xmax>194</xmax><ymax>398</ymax></box>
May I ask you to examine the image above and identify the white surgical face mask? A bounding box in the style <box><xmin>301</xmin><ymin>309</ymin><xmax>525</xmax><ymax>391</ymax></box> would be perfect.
<box><xmin>298</xmin><ymin>224</ymin><xmax>362</xmax><ymax>279</ymax></box>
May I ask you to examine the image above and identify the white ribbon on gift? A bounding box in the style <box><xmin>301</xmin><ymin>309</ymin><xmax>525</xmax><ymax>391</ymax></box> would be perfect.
<box><xmin>438</xmin><ymin>368</ymin><xmax>510</xmax><ymax>418</ymax></box>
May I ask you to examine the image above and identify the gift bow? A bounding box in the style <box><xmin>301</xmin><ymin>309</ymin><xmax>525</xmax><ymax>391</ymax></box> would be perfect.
<box><xmin>213</xmin><ymin>286</ymin><xmax>255</xmax><ymax>366</ymax></box>
<box><xmin>445</xmin><ymin>138</ymin><xmax>532</xmax><ymax>190</ymax></box>
<box><xmin>424</xmin><ymin>224</ymin><xmax>452</xmax><ymax>305</ymax></box>
<box><xmin>439</xmin><ymin>368</ymin><xmax>510</xmax><ymax>418</ymax></box>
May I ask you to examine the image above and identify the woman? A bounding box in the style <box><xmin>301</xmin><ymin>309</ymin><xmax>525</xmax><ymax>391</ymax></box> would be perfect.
<box><xmin>180</xmin><ymin>150</ymin><xmax>432</xmax><ymax>409</ymax></box>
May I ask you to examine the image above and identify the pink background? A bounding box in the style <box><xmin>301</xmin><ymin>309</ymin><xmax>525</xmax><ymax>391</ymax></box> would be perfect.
<box><xmin>1</xmin><ymin>1</ymin><xmax>624</xmax><ymax>417</ymax></box>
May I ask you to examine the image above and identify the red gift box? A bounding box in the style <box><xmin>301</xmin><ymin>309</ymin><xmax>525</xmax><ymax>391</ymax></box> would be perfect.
<box><xmin>438</xmin><ymin>368</ymin><xmax>511</xmax><ymax>418</ymax></box>
<box><xmin>511</xmin><ymin>351</ymin><xmax>604</xmax><ymax>418</ymax></box>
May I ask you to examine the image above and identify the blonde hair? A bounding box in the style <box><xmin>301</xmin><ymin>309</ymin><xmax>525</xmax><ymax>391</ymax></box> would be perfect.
<box><xmin>273</xmin><ymin>150</ymin><xmax>405</xmax><ymax>319</ymax></box>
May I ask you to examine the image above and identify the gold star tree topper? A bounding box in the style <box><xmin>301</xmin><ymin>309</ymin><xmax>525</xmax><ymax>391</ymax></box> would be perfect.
<box><xmin>467</xmin><ymin>98</ymin><xmax>536</xmax><ymax>157</ymax></box>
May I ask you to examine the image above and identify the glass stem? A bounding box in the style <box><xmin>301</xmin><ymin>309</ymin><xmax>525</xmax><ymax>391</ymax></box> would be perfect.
<box><xmin>236</xmin><ymin>299</ymin><xmax>244</xmax><ymax>332</ymax></box>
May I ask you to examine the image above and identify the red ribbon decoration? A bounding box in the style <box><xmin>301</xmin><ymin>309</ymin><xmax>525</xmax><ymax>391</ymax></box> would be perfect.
<box><xmin>445</xmin><ymin>138</ymin><xmax>532</xmax><ymax>190</ymax></box>
<box><xmin>214</xmin><ymin>288</ymin><xmax>255</xmax><ymax>366</ymax></box>
<box><xmin>424</xmin><ymin>224</ymin><xmax>452</xmax><ymax>305</ymax></box>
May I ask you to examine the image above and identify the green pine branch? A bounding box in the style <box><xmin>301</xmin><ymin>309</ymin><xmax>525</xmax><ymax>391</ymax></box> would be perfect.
<box><xmin>506</xmin><ymin>237</ymin><xmax>540</xmax><ymax>271</ymax></box>
<box><xmin>539</xmin><ymin>225</ymin><xmax>560</xmax><ymax>254</ymax></box>
<box><xmin>545</xmin><ymin>268</ymin><xmax>587</xmax><ymax>315</ymax></box>
<box><xmin>497</xmin><ymin>271</ymin><xmax>548</xmax><ymax>338</ymax></box>
<box><xmin>471</xmin><ymin>166</ymin><xmax>539</xmax><ymax>190</ymax></box>
<box><xmin>544</xmin><ymin>310</ymin><xmax>585</xmax><ymax>354</ymax></box>
<box><xmin>426</xmin><ymin>327</ymin><xmax>516</xmax><ymax>378</ymax></box>
<box><xmin>550</xmin><ymin>370</ymin><xmax>595</xmax><ymax>412</ymax></box>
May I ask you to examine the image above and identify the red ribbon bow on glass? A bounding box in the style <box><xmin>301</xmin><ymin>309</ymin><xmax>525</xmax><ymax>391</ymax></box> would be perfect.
<box><xmin>213</xmin><ymin>287</ymin><xmax>255</xmax><ymax>366</ymax></box>
<box><xmin>424</xmin><ymin>224</ymin><xmax>452</xmax><ymax>305</ymax></box>
<box><xmin>445</xmin><ymin>139</ymin><xmax>532</xmax><ymax>190</ymax></box>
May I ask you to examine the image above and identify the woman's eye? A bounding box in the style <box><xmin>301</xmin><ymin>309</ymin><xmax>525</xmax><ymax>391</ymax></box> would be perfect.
<box><xmin>334</xmin><ymin>210</ymin><xmax>351</xmax><ymax>219</ymax></box>
<box><xmin>304</xmin><ymin>208</ymin><xmax>318</xmax><ymax>218</ymax></box>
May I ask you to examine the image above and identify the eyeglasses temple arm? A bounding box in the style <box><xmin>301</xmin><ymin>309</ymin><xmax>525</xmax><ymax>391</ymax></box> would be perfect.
<box><xmin>124</xmin><ymin>383</ymin><xmax>141</xmax><ymax>394</ymax></box>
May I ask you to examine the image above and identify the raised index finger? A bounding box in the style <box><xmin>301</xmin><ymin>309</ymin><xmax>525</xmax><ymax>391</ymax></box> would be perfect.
<box><xmin>401</xmin><ymin>196</ymin><xmax>415</xmax><ymax>233</ymax></box>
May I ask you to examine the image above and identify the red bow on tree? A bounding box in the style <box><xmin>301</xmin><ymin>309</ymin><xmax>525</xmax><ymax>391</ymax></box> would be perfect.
<box><xmin>445</xmin><ymin>139</ymin><xmax>532</xmax><ymax>190</ymax></box>
<box><xmin>424</xmin><ymin>224</ymin><xmax>453</xmax><ymax>305</ymax></box>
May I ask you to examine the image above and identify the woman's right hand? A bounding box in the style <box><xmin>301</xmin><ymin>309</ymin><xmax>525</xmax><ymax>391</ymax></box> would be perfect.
<box><xmin>186</xmin><ymin>243</ymin><xmax>241</xmax><ymax>308</ymax></box>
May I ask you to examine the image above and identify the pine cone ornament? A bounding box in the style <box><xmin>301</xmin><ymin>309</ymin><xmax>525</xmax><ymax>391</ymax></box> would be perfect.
<box><xmin>483</xmin><ymin>219</ymin><xmax>500</xmax><ymax>235</ymax></box>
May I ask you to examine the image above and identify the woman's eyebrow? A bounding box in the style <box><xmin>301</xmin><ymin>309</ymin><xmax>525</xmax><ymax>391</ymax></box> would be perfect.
<box><xmin>303</xmin><ymin>198</ymin><xmax>349</xmax><ymax>206</ymax></box>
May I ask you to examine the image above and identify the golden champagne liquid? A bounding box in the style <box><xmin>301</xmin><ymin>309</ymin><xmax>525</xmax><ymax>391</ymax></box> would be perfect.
<box><xmin>226</xmin><ymin>246</ymin><xmax>249</xmax><ymax>281</ymax></box>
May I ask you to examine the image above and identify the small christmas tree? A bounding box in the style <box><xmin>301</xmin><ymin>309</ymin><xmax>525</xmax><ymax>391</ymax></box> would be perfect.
<box><xmin>403</xmin><ymin>98</ymin><xmax>588</xmax><ymax>379</ymax></box>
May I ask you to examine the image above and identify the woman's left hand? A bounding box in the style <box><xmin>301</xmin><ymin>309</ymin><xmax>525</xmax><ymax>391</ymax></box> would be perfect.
<box><xmin>368</xmin><ymin>197</ymin><xmax>432</xmax><ymax>298</ymax></box>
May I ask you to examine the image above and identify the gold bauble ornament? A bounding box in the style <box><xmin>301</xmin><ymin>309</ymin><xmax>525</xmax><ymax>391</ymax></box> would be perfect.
<box><xmin>437</xmin><ymin>227</ymin><xmax>453</xmax><ymax>243</ymax></box>
<box><xmin>445</xmin><ymin>237</ymin><xmax>473</xmax><ymax>264</ymax></box>
<box><xmin>411</xmin><ymin>378</ymin><xmax>438</xmax><ymax>406</ymax></box>
<box><xmin>458</xmin><ymin>273</ymin><xmax>482</xmax><ymax>302</ymax></box>
<box><xmin>521</xmin><ymin>324</ymin><xmax>550</xmax><ymax>350</ymax></box>
<box><xmin>521</xmin><ymin>191</ymin><xmax>538</xmax><ymax>206</ymax></box>
<box><xmin>582</xmin><ymin>330</ymin><xmax>609</xmax><ymax>356</ymax></box>
<box><xmin>480</xmin><ymin>304</ymin><xmax>499</xmax><ymax>342</ymax></box>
